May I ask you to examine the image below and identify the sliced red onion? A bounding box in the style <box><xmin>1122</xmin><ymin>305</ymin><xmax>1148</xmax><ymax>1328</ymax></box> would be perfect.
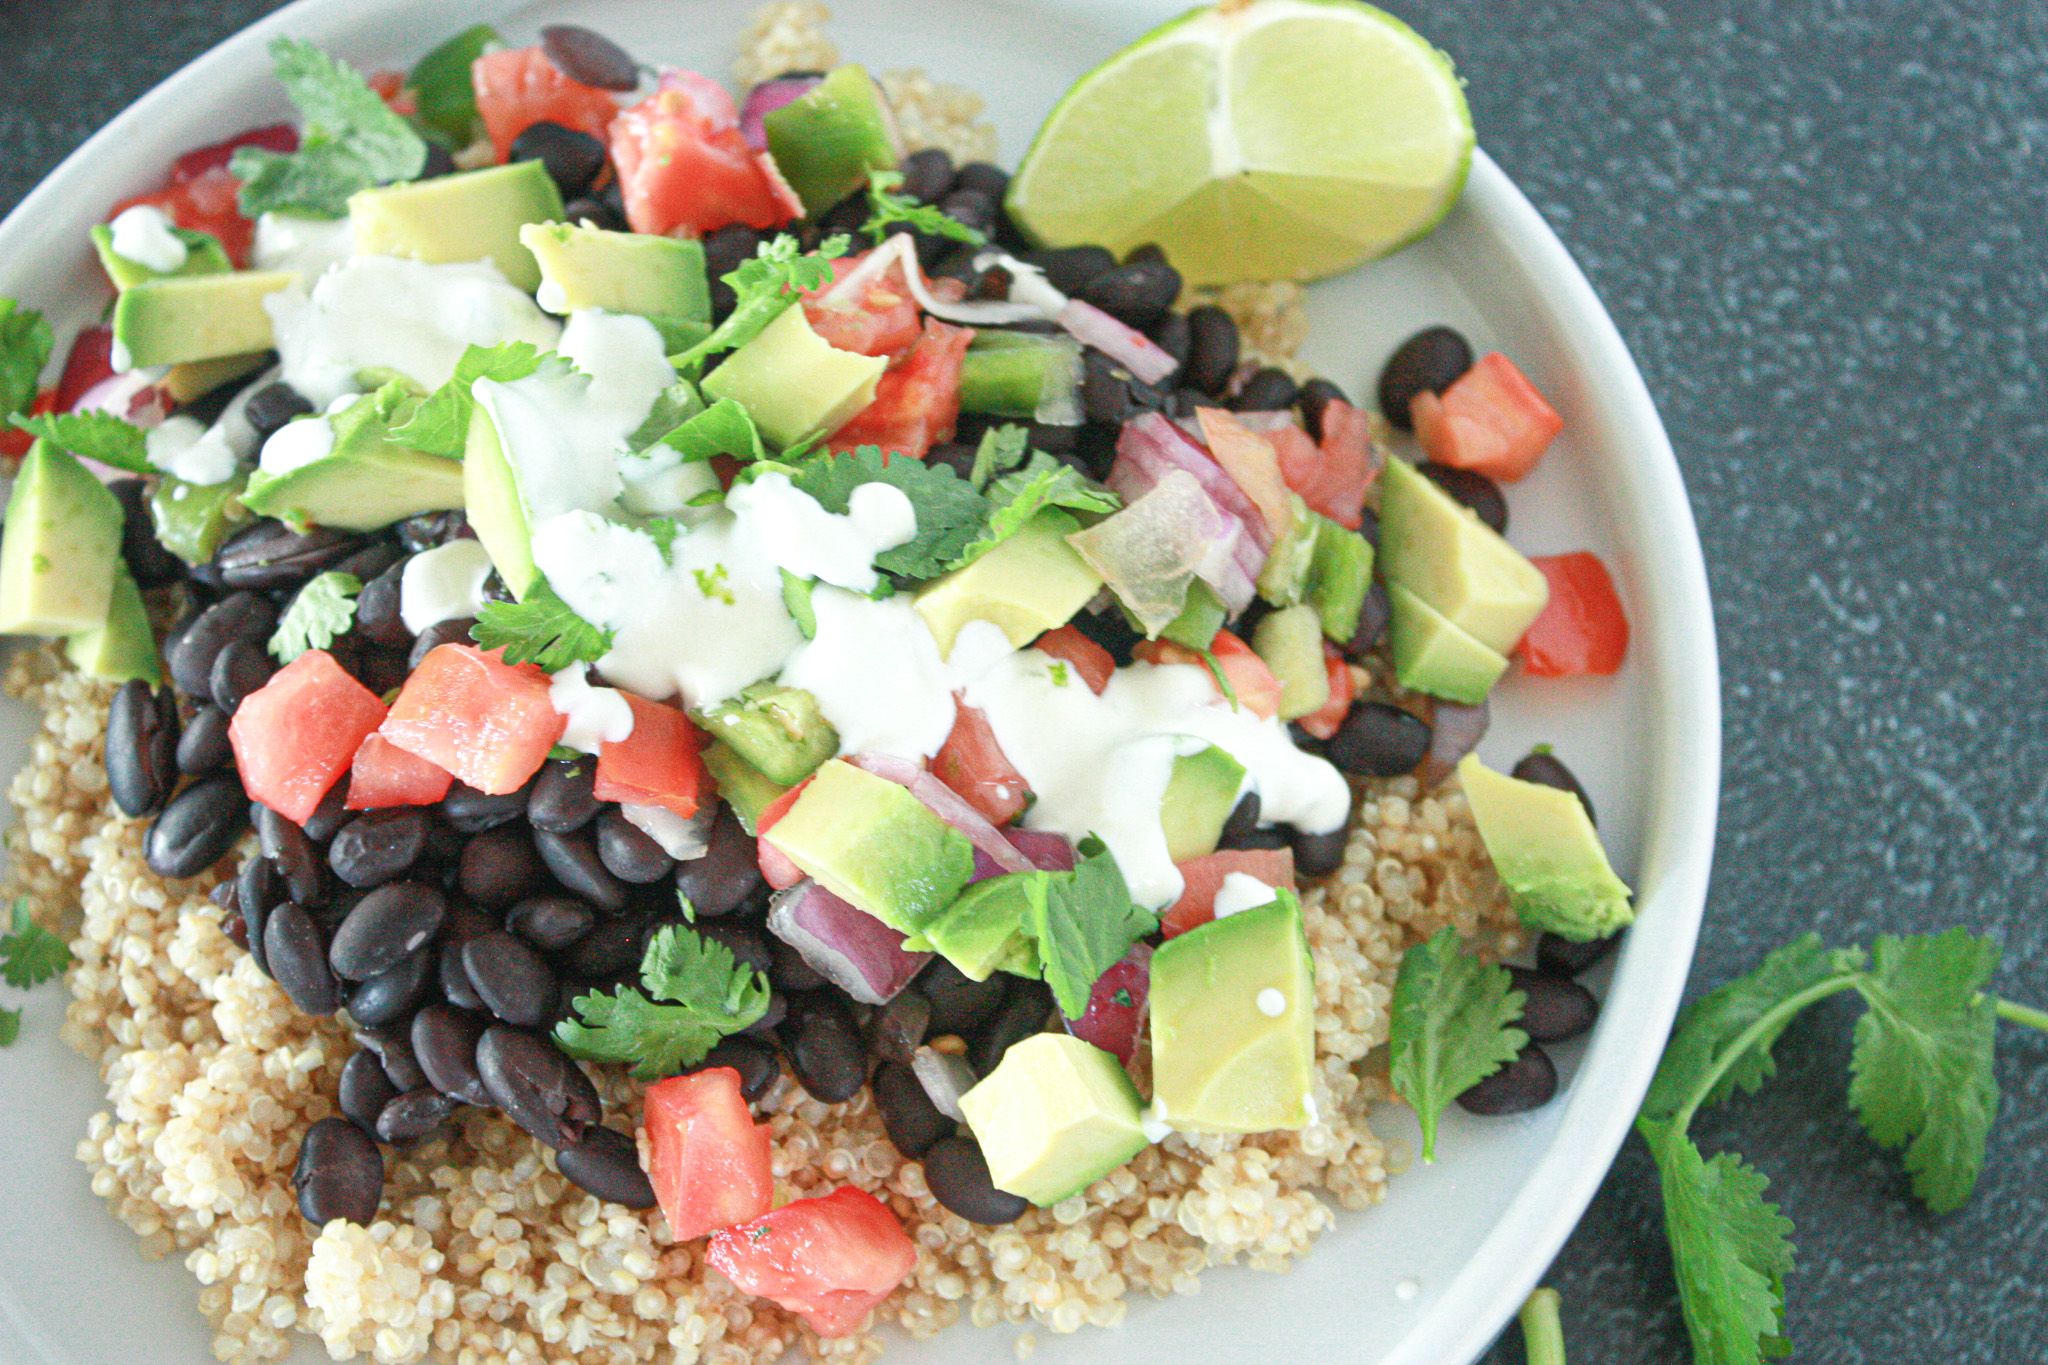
<box><xmin>76</xmin><ymin>370</ymin><xmax>169</xmax><ymax>428</ymax></box>
<box><xmin>1062</xmin><ymin>943</ymin><xmax>1151</xmax><ymax>1066</ymax></box>
<box><xmin>738</xmin><ymin>74</ymin><xmax>824</xmax><ymax>150</ymax></box>
<box><xmin>766</xmin><ymin>879</ymin><xmax>931</xmax><ymax>1005</ymax></box>
<box><xmin>1113</xmin><ymin>412</ymin><xmax>1273</xmax><ymax>554</ymax></box>
<box><xmin>912</xmin><ymin>1044</ymin><xmax>980</xmax><ymax>1121</ymax></box>
<box><xmin>1416</xmin><ymin>697</ymin><xmax>1491</xmax><ymax>789</ymax></box>
<box><xmin>1004</xmin><ymin>828</ymin><xmax>1077</xmax><ymax>873</ymax></box>
<box><xmin>1057</xmin><ymin>299</ymin><xmax>1179</xmax><ymax>386</ymax></box>
<box><xmin>818</xmin><ymin>235</ymin><xmax>1047</xmax><ymax>327</ymax></box>
<box><xmin>846</xmin><ymin>753</ymin><xmax>1037</xmax><ymax>875</ymax></box>
<box><xmin>978</xmin><ymin>250</ymin><xmax>1069</xmax><ymax>317</ymax></box>
<box><xmin>1069</xmin><ymin>469</ymin><xmax>1254</xmax><ymax>630</ymax></box>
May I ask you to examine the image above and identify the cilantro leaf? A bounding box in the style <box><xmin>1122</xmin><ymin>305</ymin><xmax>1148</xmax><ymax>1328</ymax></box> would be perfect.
<box><xmin>949</xmin><ymin>453</ymin><xmax>1119</xmax><ymax>570</ymax></box>
<box><xmin>389</xmin><ymin>341</ymin><xmax>547</xmax><ymax>457</ymax></box>
<box><xmin>268</xmin><ymin>572</ymin><xmax>362</xmax><ymax>663</ymax></box>
<box><xmin>1018</xmin><ymin>837</ymin><xmax>1157</xmax><ymax>1020</ymax></box>
<box><xmin>1641</xmin><ymin>1122</ymin><xmax>1795</xmax><ymax>1365</ymax></box>
<box><xmin>471</xmin><ymin>578</ymin><xmax>613</xmax><ymax>672</ymax></box>
<box><xmin>1388</xmin><ymin>927</ymin><xmax>1528</xmax><ymax>1161</ymax></box>
<box><xmin>0</xmin><ymin>1007</ymin><xmax>17</xmax><ymax>1047</ymax></box>
<box><xmin>781</xmin><ymin>568</ymin><xmax>817</xmax><ymax>639</ymax></box>
<box><xmin>968</xmin><ymin>423</ymin><xmax>1031</xmax><ymax>489</ymax></box>
<box><xmin>231</xmin><ymin>38</ymin><xmax>428</xmax><ymax>218</ymax></box>
<box><xmin>552</xmin><ymin>923</ymin><xmax>770</xmax><ymax>1079</ymax></box>
<box><xmin>1848</xmin><ymin>929</ymin><xmax>2002</xmax><ymax>1213</ymax></box>
<box><xmin>658</xmin><ymin>397</ymin><xmax>769</xmax><ymax>464</ymax></box>
<box><xmin>11</xmin><ymin>410</ymin><xmax>151</xmax><ymax>473</ymax></box>
<box><xmin>0</xmin><ymin>899</ymin><xmax>70</xmax><ymax>989</ymax></box>
<box><xmin>626</xmin><ymin>381</ymin><xmax>705</xmax><ymax>452</ymax></box>
<box><xmin>863</xmin><ymin>169</ymin><xmax>988</xmax><ymax>247</ymax></box>
<box><xmin>0</xmin><ymin>298</ymin><xmax>52</xmax><ymax>421</ymax></box>
<box><xmin>670</xmin><ymin>234</ymin><xmax>848</xmax><ymax>380</ymax></box>
<box><xmin>790</xmin><ymin>445</ymin><xmax>991</xmax><ymax>580</ymax></box>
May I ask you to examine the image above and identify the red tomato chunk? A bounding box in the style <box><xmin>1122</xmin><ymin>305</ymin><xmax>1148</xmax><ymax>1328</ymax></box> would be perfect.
<box><xmin>643</xmin><ymin>1068</ymin><xmax>774</xmax><ymax>1243</ymax></box>
<box><xmin>110</xmin><ymin>164</ymin><xmax>253</xmax><ymax>268</ymax></box>
<box><xmin>228</xmin><ymin>651</ymin><xmax>388</xmax><ymax>824</ymax></box>
<box><xmin>472</xmin><ymin>46</ymin><xmax>620</xmax><ymax>164</ymax></box>
<box><xmin>824</xmin><ymin>318</ymin><xmax>973</xmax><ymax>461</ymax></box>
<box><xmin>1410</xmin><ymin>350</ymin><xmax>1564</xmax><ymax>483</ymax></box>
<box><xmin>346</xmin><ymin>732</ymin><xmax>454</xmax><ymax>810</ymax></box>
<box><xmin>706</xmin><ymin>1186</ymin><xmax>918</xmax><ymax>1338</ymax></box>
<box><xmin>753</xmin><ymin>778</ymin><xmax>810</xmax><ymax>890</ymax></box>
<box><xmin>595</xmin><ymin>694</ymin><xmax>710</xmax><ymax>819</ymax></box>
<box><xmin>1162</xmin><ymin>848</ymin><xmax>1296</xmax><ymax>938</ymax></box>
<box><xmin>1135</xmin><ymin>630</ymin><xmax>1283</xmax><ymax>721</ymax></box>
<box><xmin>1033</xmin><ymin>624</ymin><xmax>1115</xmax><ymax>696</ymax></box>
<box><xmin>609</xmin><ymin>81</ymin><xmax>794</xmax><ymax>237</ymax></box>
<box><xmin>801</xmin><ymin>254</ymin><xmax>924</xmax><ymax>359</ymax></box>
<box><xmin>1520</xmin><ymin>551</ymin><xmax>1630</xmax><ymax>677</ymax></box>
<box><xmin>378</xmin><ymin>644</ymin><xmax>566</xmax><ymax>796</ymax></box>
<box><xmin>1294</xmin><ymin>642</ymin><xmax>1357</xmax><ymax>742</ymax></box>
<box><xmin>931</xmin><ymin>697</ymin><xmax>1029</xmax><ymax>827</ymax></box>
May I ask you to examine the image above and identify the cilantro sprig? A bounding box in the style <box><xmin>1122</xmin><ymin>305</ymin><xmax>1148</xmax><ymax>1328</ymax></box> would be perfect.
<box><xmin>1637</xmin><ymin>928</ymin><xmax>2047</xmax><ymax>1365</ymax></box>
<box><xmin>789</xmin><ymin>444</ymin><xmax>991</xmax><ymax>581</ymax></box>
<box><xmin>553</xmin><ymin>923</ymin><xmax>771</xmax><ymax>1079</ymax></box>
<box><xmin>862</xmin><ymin>168</ymin><xmax>987</xmax><ymax>247</ymax></box>
<box><xmin>670</xmin><ymin>234</ymin><xmax>848</xmax><ymax>380</ymax></box>
<box><xmin>269</xmin><ymin>572</ymin><xmax>362</xmax><ymax>663</ymax></box>
<box><xmin>1388</xmin><ymin>927</ymin><xmax>1529</xmax><ymax>1161</ymax></box>
<box><xmin>0</xmin><ymin>298</ymin><xmax>52</xmax><ymax>423</ymax></box>
<box><xmin>0</xmin><ymin>898</ymin><xmax>72</xmax><ymax>1046</ymax></box>
<box><xmin>389</xmin><ymin>342</ymin><xmax>547</xmax><ymax>457</ymax></box>
<box><xmin>11</xmin><ymin>410</ymin><xmax>151</xmax><ymax>473</ymax></box>
<box><xmin>232</xmin><ymin>37</ymin><xmax>428</xmax><ymax>218</ymax></box>
<box><xmin>471</xmin><ymin>578</ymin><xmax>614</xmax><ymax>673</ymax></box>
<box><xmin>948</xmin><ymin>451</ymin><xmax>1119</xmax><ymax>571</ymax></box>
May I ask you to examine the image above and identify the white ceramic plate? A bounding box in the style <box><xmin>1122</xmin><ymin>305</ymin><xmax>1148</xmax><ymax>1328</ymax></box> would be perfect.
<box><xmin>0</xmin><ymin>2</ymin><xmax>1719</xmax><ymax>1362</ymax></box>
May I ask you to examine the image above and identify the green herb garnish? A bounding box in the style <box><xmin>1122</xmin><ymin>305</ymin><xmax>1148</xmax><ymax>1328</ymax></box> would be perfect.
<box><xmin>268</xmin><ymin>572</ymin><xmax>362</xmax><ymax>663</ymax></box>
<box><xmin>1388</xmin><ymin>927</ymin><xmax>1529</xmax><ymax>1161</ymax></box>
<box><xmin>553</xmin><ymin>924</ymin><xmax>771</xmax><ymax>1079</ymax></box>
<box><xmin>669</xmin><ymin>234</ymin><xmax>848</xmax><ymax>378</ymax></box>
<box><xmin>11</xmin><ymin>410</ymin><xmax>150</xmax><ymax>473</ymax></box>
<box><xmin>789</xmin><ymin>444</ymin><xmax>990</xmax><ymax>581</ymax></box>
<box><xmin>471</xmin><ymin>579</ymin><xmax>613</xmax><ymax>672</ymax></box>
<box><xmin>862</xmin><ymin>168</ymin><xmax>987</xmax><ymax>247</ymax></box>
<box><xmin>231</xmin><ymin>37</ymin><xmax>429</xmax><ymax>218</ymax></box>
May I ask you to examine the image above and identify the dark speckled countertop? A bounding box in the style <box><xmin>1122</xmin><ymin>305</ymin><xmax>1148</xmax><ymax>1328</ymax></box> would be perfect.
<box><xmin>0</xmin><ymin>1</ymin><xmax>2040</xmax><ymax>1361</ymax></box>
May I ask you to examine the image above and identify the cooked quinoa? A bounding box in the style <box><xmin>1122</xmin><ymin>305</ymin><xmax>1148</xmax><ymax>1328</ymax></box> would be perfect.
<box><xmin>0</xmin><ymin>8</ymin><xmax>1525</xmax><ymax>1362</ymax></box>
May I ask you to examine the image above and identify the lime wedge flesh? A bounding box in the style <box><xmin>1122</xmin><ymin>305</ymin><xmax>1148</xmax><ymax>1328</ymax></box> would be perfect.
<box><xmin>1007</xmin><ymin>0</ymin><xmax>1474</xmax><ymax>285</ymax></box>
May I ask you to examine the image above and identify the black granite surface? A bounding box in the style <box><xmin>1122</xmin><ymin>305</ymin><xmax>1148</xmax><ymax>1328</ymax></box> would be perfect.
<box><xmin>0</xmin><ymin>1</ymin><xmax>2039</xmax><ymax>1362</ymax></box>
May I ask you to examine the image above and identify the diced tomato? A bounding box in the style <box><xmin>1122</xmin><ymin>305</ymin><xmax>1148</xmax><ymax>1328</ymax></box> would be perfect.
<box><xmin>110</xmin><ymin>163</ymin><xmax>252</xmax><ymax>267</ymax></box>
<box><xmin>0</xmin><ymin>391</ymin><xmax>54</xmax><ymax>459</ymax></box>
<box><xmin>228</xmin><ymin>651</ymin><xmax>390</xmax><ymax>825</ymax></box>
<box><xmin>1133</xmin><ymin>629</ymin><xmax>1283</xmax><ymax>720</ymax></box>
<box><xmin>824</xmin><ymin>319</ymin><xmax>973</xmax><ymax>461</ymax></box>
<box><xmin>1410</xmin><ymin>351</ymin><xmax>1563</xmax><ymax>483</ymax></box>
<box><xmin>1062</xmin><ymin>944</ymin><xmax>1150</xmax><ymax>1064</ymax></box>
<box><xmin>801</xmin><ymin>254</ymin><xmax>924</xmax><ymax>359</ymax></box>
<box><xmin>1033</xmin><ymin>624</ymin><xmax>1114</xmax><ymax>696</ymax></box>
<box><xmin>609</xmin><ymin>81</ymin><xmax>794</xmax><ymax>237</ymax></box>
<box><xmin>595</xmin><ymin>694</ymin><xmax>710</xmax><ymax>819</ymax></box>
<box><xmin>643</xmin><ymin>1067</ymin><xmax>774</xmax><ymax>1242</ymax></box>
<box><xmin>378</xmin><ymin>644</ymin><xmax>566</xmax><ymax>795</ymax></box>
<box><xmin>931</xmin><ymin>698</ymin><xmax>1029</xmax><ymax>827</ymax></box>
<box><xmin>706</xmin><ymin>1187</ymin><xmax>918</xmax><ymax>1338</ymax></box>
<box><xmin>1519</xmin><ymin>551</ymin><xmax>1629</xmax><ymax>677</ymax></box>
<box><xmin>1195</xmin><ymin>407</ymin><xmax>1296</xmax><ymax>545</ymax></box>
<box><xmin>169</xmin><ymin>124</ymin><xmax>297</xmax><ymax>183</ymax></box>
<box><xmin>472</xmin><ymin>45</ymin><xmax>621</xmax><ymax>164</ymax></box>
<box><xmin>53</xmin><ymin>327</ymin><xmax>116</xmax><ymax>411</ymax></box>
<box><xmin>1295</xmin><ymin>642</ymin><xmax>1357</xmax><ymax>742</ymax></box>
<box><xmin>754</xmin><ymin>777</ymin><xmax>812</xmax><ymax>890</ymax></box>
<box><xmin>365</xmin><ymin>70</ymin><xmax>418</xmax><ymax>118</ymax></box>
<box><xmin>346</xmin><ymin>731</ymin><xmax>454</xmax><ymax>809</ymax></box>
<box><xmin>1270</xmin><ymin>399</ymin><xmax>1377</xmax><ymax>530</ymax></box>
<box><xmin>1161</xmin><ymin>848</ymin><xmax>1296</xmax><ymax>938</ymax></box>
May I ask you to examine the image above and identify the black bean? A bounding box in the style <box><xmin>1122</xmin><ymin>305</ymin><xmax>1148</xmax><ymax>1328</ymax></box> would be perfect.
<box><xmin>330</xmin><ymin>881</ymin><xmax>447</xmax><ymax>981</ymax></box>
<box><xmin>333</xmin><ymin>541</ymin><xmax>404</xmax><ymax>585</ymax></box>
<box><xmin>768</xmin><ymin>936</ymin><xmax>828</xmax><ymax>992</ymax></box>
<box><xmin>691</xmin><ymin>1035</ymin><xmax>780</xmax><ymax>1103</ymax></box>
<box><xmin>462</xmin><ymin>930</ymin><xmax>557</xmax><ymax>1027</ymax></box>
<box><xmin>1512</xmin><ymin>750</ymin><xmax>1597</xmax><ymax>826</ymax></box>
<box><xmin>1536</xmin><ymin>931</ymin><xmax>1622</xmax><ymax>979</ymax></box>
<box><xmin>1507</xmin><ymin>967</ymin><xmax>1600</xmax><ymax>1043</ymax></box>
<box><xmin>506</xmin><ymin>895</ymin><xmax>596</xmax><ymax>952</ymax></box>
<box><xmin>408</xmin><ymin>617</ymin><xmax>476</xmax><ymax>671</ymax></box>
<box><xmin>208</xmin><ymin>638</ymin><xmax>274</xmax><ymax>713</ymax></box>
<box><xmin>740</xmin><ymin>989</ymin><xmax>788</xmax><ymax>1039</ymax></box>
<box><xmin>328</xmin><ymin>809</ymin><xmax>430</xmax><ymax>889</ymax></box>
<box><xmin>528</xmin><ymin>758</ymin><xmax>601</xmax><ymax>833</ymax></box>
<box><xmin>1122</xmin><ymin>243</ymin><xmax>1167</xmax><ymax>266</ymax></box>
<box><xmin>674</xmin><ymin>805</ymin><xmax>765</xmax><ymax>918</ymax></box>
<box><xmin>897</xmin><ymin>147</ymin><xmax>955</xmax><ymax>203</ymax></box>
<box><xmin>338</xmin><ymin>1047</ymin><xmax>400</xmax><ymax>1135</ymax></box>
<box><xmin>243</xmin><ymin>383</ymin><xmax>312</xmax><ymax>444</ymax></box>
<box><xmin>1456</xmin><ymin>1040</ymin><xmax>1557</xmax><ymax>1114</ymax></box>
<box><xmin>1078</xmin><ymin>259</ymin><xmax>1181</xmax><ymax>333</ymax></box>
<box><xmin>1182</xmin><ymin>305</ymin><xmax>1240</xmax><ymax>396</ymax></box>
<box><xmin>1378</xmin><ymin>325</ymin><xmax>1473</xmax><ymax>429</ymax></box>
<box><xmin>782</xmin><ymin>992</ymin><xmax>867</xmax><ymax>1103</ymax></box>
<box><xmin>357</xmin><ymin>1024</ymin><xmax>429</xmax><ymax>1093</ymax></box>
<box><xmin>596</xmin><ymin>807</ymin><xmax>675</xmax><ymax>884</ymax></box>
<box><xmin>1150</xmin><ymin>310</ymin><xmax>1192</xmax><ymax>370</ymax></box>
<box><xmin>1297</xmin><ymin>377</ymin><xmax>1352</xmax><ymax>442</ymax></box>
<box><xmin>1231</xmin><ymin>366</ymin><xmax>1299</xmax><ymax>413</ymax></box>
<box><xmin>109</xmin><ymin>478</ymin><xmax>184</xmax><ymax>588</ymax></box>
<box><xmin>953</xmin><ymin>161</ymin><xmax>1009</xmax><ymax>200</ymax></box>
<box><xmin>353</xmin><ymin>560</ymin><xmax>411</xmax><ymax>647</ymax></box>
<box><xmin>556</xmin><ymin>1124</ymin><xmax>658</xmax><ymax>1208</ymax></box>
<box><xmin>539</xmin><ymin>23</ymin><xmax>638</xmax><ymax>89</ymax></box>
<box><xmin>701</xmin><ymin>224</ymin><xmax>763</xmax><ymax>321</ymax></box>
<box><xmin>301</xmin><ymin>777</ymin><xmax>354</xmax><ymax>842</ymax></box>
<box><xmin>510</xmin><ymin>120</ymin><xmax>609</xmax><ymax>200</ymax></box>
<box><xmin>563</xmin><ymin>914</ymin><xmax>648</xmax><ymax>978</ymax></box>
<box><xmin>411</xmin><ymin>1003</ymin><xmax>490</xmax><ymax>1105</ymax></box>
<box><xmin>457</xmin><ymin>826</ymin><xmax>544</xmax><ymax>908</ymax></box>
<box><xmin>918</xmin><ymin>958</ymin><xmax>1006</xmax><ymax>1037</ymax></box>
<box><xmin>1081</xmin><ymin>348</ymin><xmax>1165</xmax><ymax>427</ymax></box>
<box><xmin>1291</xmin><ymin>827</ymin><xmax>1348</xmax><ymax>879</ymax></box>
<box><xmin>292</xmin><ymin>1117</ymin><xmax>383</xmax><ymax>1226</ymax></box>
<box><xmin>872</xmin><ymin>1062</ymin><xmax>952</xmax><ymax>1159</ymax></box>
<box><xmin>174</xmin><ymin>704</ymin><xmax>233</xmax><ymax>776</ymax></box>
<box><xmin>534</xmin><ymin>826</ymin><xmax>628</xmax><ymax>913</ymax></box>
<box><xmin>350</xmin><ymin>646</ymin><xmax>413</xmax><ymax>697</ymax></box>
<box><xmin>561</xmin><ymin>194</ymin><xmax>628</xmax><ymax>233</ymax></box>
<box><xmin>236</xmin><ymin>858</ymin><xmax>280</xmax><ymax>974</ymax></box>
<box><xmin>376</xmin><ymin>1086</ymin><xmax>464</xmax><ymax>1146</ymax></box>
<box><xmin>1018</xmin><ymin>244</ymin><xmax>1115</xmax><ymax>295</ymax></box>
<box><xmin>1418</xmin><ymin>462</ymin><xmax>1508</xmax><ymax>535</ymax></box>
<box><xmin>1356</xmin><ymin>506</ymin><xmax>1381</xmax><ymax>550</ymax></box>
<box><xmin>264</xmin><ymin>901</ymin><xmax>341</xmax><ymax>1014</ymax></box>
<box><xmin>476</xmin><ymin>1025</ymin><xmax>601</xmax><ymax>1148</ymax></box>
<box><xmin>970</xmin><ymin>979</ymin><xmax>1054</xmax><ymax>1076</ymax></box>
<box><xmin>440</xmin><ymin>779</ymin><xmax>530</xmax><ymax>834</ymax></box>
<box><xmin>1322</xmin><ymin>701</ymin><xmax>1432</xmax><ymax>778</ymax></box>
<box><xmin>922</xmin><ymin>1136</ymin><xmax>1028</xmax><ymax>1225</ymax></box>
<box><xmin>251</xmin><ymin>802</ymin><xmax>323</xmax><ymax>906</ymax></box>
<box><xmin>692</xmin><ymin>919</ymin><xmax>773</xmax><ymax>980</ymax></box>
<box><xmin>1215</xmin><ymin>793</ymin><xmax>1269</xmax><ymax>852</ymax></box>
<box><xmin>347</xmin><ymin>945</ymin><xmax>437</xmax><ymax>1027</ymax></box>
<box><xmin>938</xmin><ymin>187</ymin><xmax>997</xmax><ymax>240</ymax></box>
<box><xmin>1343</xmin><ymin>581</ymin><xmax>1392</xmax><ymax>659</ymax></box>
<box><xmin>106</xmin><ymin>681</ymin><xmax>179</xmax><ymax>817</ymax></box>
<box><xmin>167</xmin><ymin>592</ymin><xmax>278</xmax><ymax>698</ymax></box>
<box><xmin>391</xmin><ymin>512</ymin><xmax>455</xmax><ymax>554</ymax></box>
<box><xmin>218</xmin><ymin>523</ymin><xmax>366</xmax><ymax>590</ymax></box>
<box><xmin>144</xmin><ymin>774</ymin><xmax>249</xmax><ymax>879</ymax></box>
<box><xmin>870</xmin><ymin>991</ymin><xmax>931</xmax><ymax>1070</ymax></box>
<box><xmin>439</xmin><ymin>938</ymin><xmax>486</xmax><ymax>1012</ymax></box>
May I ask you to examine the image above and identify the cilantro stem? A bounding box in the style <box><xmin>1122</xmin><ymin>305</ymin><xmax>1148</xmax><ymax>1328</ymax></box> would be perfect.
<box><xmin>1991</xmin><ymin>996</ymin><xmax>2048</xmax><ymax>1033</ymax></box>
<box><xmin>1517</xmin><ymin>1287</ymin><xmax>1567</xmax><ymax>1365</ymax></box>
<box><xmin>1670</xmin><ymin>974</ymin><xmax>1864</xmax><ymax>1133</ymax></box>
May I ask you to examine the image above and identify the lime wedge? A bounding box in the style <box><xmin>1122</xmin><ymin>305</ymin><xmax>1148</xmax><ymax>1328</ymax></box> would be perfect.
<box><xmin>1007</xmin><ymin>0</ymin><xmax>1474</xmax><ymax>285</ymax></box>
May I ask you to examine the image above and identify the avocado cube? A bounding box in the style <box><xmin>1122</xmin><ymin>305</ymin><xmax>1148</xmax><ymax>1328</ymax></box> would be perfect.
<box><xmin>89</xmin><ymin>221</ymin><xmax>230</xmax><ymax>291</ymax></box>
<box><xmin>521</xmin><ymin>221</ymin><xmax>710</xmax><ymax>327</ymax></box>
<box><xmin>912</xmin><ymin>875</ymin><xmax>1034</xmax><ymax>981</ymax></box>
<box><xmin>699</xmin><ymin>304</ymin><xmax>886</xmax><ymax>451</ymax></box>
<box><xmin>701</xmin><ymin>740</ymin><xmax>791</xmax><ymax>835</ymax></box>
<box><xmin>913</xmin><ymin>509</ymin><xmax>1104</xmax><ymax>657</ymax></box>
<box><xmin>111</xmin><ymin>269</ymin><xmax>295</xmax><ymax>369</ymax></box>
<box><xmin>1458</xmin><ymin>753</ymin><xmax>1632</xmax><ymax>941</ymax></box>
<box><xmin>1387</xmin><ymin>581</ymin><xmax>1509</xmax><ymax>705</ymax></box>
<box><xmin>1149</xmin><ymin>896</ymin><xmax>1316</xmax><ymax>1133</ymax></box>
<box><xmin>0</xmin><ymin>441</ymin><xmax>125</xmax><ymax>636</ymax></box>
<box><xmin>241</xmin><ymin>386</ymin><xmax>465</xmax><ymax>533</ymax></box>
<box><xmin>692</xmin><ymin>683</ymin><xmax>839</xmax><ymax>787</ymax></box>
<box><xmin>1378</xmin><ymin>456</ymin><xmax>1547</xmax><ymax>654</ymax></box>
<box><xmin>761</xmin><ymin>64</ymin><xmax>902</xmax><ymax>215</ymax></box>
<box><xmin>762</xmin><ymin>759</ymin><xmax>975</xmax><ymax>934</ymax></box>
<box><xmin>1251</xmin><ymin>603</ymin><xmax>1331</xmax><ymax>721</ymax></box>
<box><xmin>958</xmin><ymin>1033</ymin><xmax>1149</xmax><ymax>1206</ymax></box>
<box><xmin>64</xmin><ymin>567</ymin><xmax>161</xmax><ymax>685</ymax></box>
<box><xmin>350</xmin><ymin>160</ymin><xmax>565</xmax><ymax>294</ymax></box>
<box><xmin>1158</xmin><ymin>742</ymin><xmax>1247</xmax><ymax>863</ymax></box>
